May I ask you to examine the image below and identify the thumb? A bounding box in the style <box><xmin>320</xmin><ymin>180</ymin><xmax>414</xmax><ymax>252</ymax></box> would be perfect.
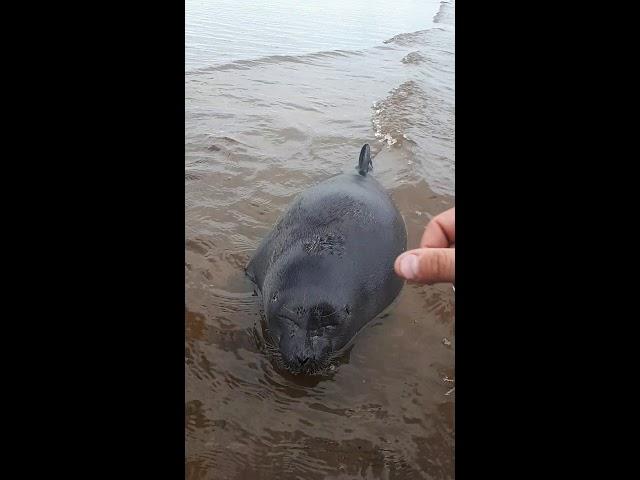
<box><xmin>394</xmin><ymin>248</ymin><xmax>455</xmax><ymax>284</ymax></box>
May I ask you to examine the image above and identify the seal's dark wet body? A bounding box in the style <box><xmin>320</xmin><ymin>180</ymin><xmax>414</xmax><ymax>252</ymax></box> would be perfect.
<box><xmin>247</xmin><ymin>145</ymin><xmax>407</xmax><ymax>374</ymax></box>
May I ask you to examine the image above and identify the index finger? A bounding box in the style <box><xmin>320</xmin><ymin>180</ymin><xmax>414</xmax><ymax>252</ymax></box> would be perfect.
<box><xmin>420</xmin><ymin>207</ymin><xmax>455</xmax><ymax>248</ymax></box>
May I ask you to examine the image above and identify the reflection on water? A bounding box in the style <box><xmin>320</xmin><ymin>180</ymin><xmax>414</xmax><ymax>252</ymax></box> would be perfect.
<box><xmin>186</xmin><ymin>0</ymin><xmax>455</xmax><ymax>478</ymax></box>
<box><xmin>186</xmin><ymin>0</ymin><xmax>445</xmax><ymax>70</ymax></box>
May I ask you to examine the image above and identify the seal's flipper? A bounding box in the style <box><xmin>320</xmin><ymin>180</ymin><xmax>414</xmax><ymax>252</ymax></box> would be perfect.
<box><xmin>357</xmin><ymin>144</ymin><xmax>373</xmax><ymax>176</ymax></box>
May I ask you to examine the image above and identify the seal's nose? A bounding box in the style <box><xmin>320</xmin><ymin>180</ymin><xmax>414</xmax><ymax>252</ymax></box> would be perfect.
<box><xmin>296</xmin><ymin>354</ymin><xmax>309</xmax><ymax>366</ymax></box>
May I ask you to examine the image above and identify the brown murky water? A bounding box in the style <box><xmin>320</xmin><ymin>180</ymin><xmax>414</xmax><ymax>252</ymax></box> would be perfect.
<box><xmin>186</xmin><ymin>1</ymin><xmax>455</xmax><ymax>478</ymax></box>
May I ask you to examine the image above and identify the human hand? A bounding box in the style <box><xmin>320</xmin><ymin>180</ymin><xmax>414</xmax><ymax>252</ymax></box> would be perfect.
<box><xmin>394</xmin><ymin>207</ymin><xmax>455</xmax><ymax>284</ymax></box>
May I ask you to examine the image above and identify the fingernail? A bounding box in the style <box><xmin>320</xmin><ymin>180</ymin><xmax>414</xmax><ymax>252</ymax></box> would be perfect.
<box><xmin>399</xmin><ymin>254</ymin><xmax>419</xmax><ymax>279</ymax></box>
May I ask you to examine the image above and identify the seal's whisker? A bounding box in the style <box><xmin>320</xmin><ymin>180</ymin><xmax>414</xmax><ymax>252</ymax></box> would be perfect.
<box><xmin>281</xmin><ymin>306</ymin><xmax>340</xmax><ymax>321</ymax></box>
<box><xmin>315</xmin><ymin>310</ymin><xmax>340</xmax><ymax>319</ymax></box>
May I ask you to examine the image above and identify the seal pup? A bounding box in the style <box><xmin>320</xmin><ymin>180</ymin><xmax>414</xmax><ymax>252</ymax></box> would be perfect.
<box><xmin>247</xmin><ymin>144</ymin><xmax>406</xmax><ymax>374</ymax></box>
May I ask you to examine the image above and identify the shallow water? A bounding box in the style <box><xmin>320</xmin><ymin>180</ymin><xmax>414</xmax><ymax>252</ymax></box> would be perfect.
<box><xmin>186</xmin><ymin>1</ymin><xmax>455</xmax><ymax>478</ymax></box>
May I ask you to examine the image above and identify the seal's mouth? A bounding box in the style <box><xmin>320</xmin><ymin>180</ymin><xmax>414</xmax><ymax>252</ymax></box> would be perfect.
<box><xmin>284</xmin><ymin>356</ymin><xmax>331</xmax><ymax>376</ymax></box>
<box><xmin>262</xmin><ymin>330</ymin><xmax>336</xmax><ymax>376</ymax></box>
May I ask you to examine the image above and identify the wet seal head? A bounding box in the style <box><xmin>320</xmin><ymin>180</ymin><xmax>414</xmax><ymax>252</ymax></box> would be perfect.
<box><xmin>264</xmin><ymin>294</ymin><xmax>352</xmax><ymax>375</ymax></box>
<box><xmin>258</xmin><ymin>245</ymin><xmax>357</xmax><ymax>375</ymax></box>
<box><xmin>247</xmin><ymin>144</ymin><xmax>407</xmax><ymax>375</ymax></box>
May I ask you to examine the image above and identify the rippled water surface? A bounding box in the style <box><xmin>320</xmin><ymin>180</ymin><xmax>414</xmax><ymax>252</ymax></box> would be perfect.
<box><xmin>186</xmin><ymin>1</ymin><xmax>455</xmax><ymax>478</ymax></box>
